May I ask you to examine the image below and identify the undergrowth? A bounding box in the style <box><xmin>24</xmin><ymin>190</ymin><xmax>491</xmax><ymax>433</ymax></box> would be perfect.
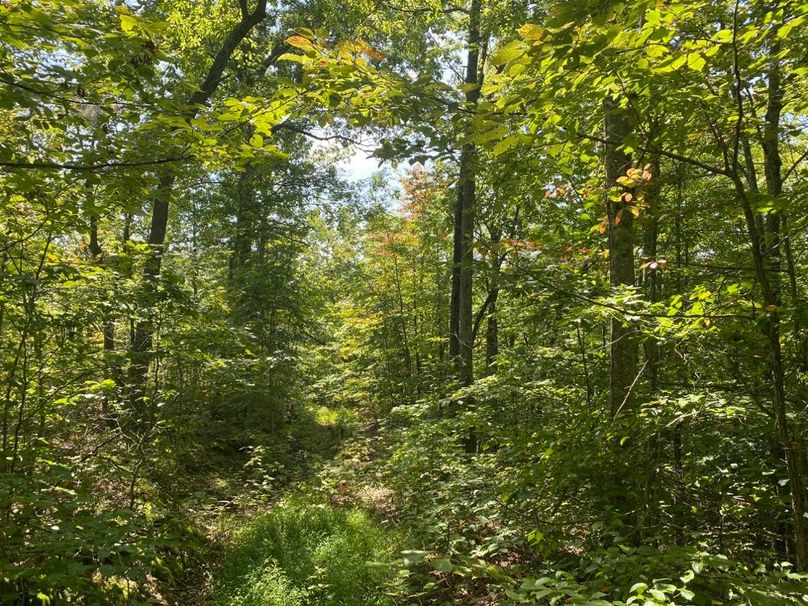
<box><xmin>209</xmin><ymin>495</ymin><xmax>401</xmax><ymax>606</ymax></box>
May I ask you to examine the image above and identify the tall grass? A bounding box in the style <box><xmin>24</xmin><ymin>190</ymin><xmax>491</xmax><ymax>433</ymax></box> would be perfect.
<box><xmin>210</xmin><ymin>496</ymin><xmax>399</xmax><ymax>606</ymax></box>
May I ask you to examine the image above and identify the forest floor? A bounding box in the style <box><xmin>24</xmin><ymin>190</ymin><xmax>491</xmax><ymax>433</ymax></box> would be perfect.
<box><xmin>163</xmin><ymin>393</ymin><xmax>808</xmax><ymax>606</ymax></box>
<box><xmin>179</xmin><ymin>405</ymin><xmax>409</xmax><ymax>606</ymax></box>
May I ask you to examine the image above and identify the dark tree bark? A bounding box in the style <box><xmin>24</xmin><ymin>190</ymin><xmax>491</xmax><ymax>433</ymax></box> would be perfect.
<box><xmin>484</xmin><ymin>290</ymin><xmax>498</xmax><ymax>372</ymax></box>
<box><xmin>604</xmin><ymin>99</ymin><xmax>638</xmax><ymax>417</ymax></box>
<box><xmin>484</xmin><ymin>227</ymin><xmax>501</xmax><ymax>374</ymax></box>
<box><xmin>449</xmin><ymin>189</ymin><xmax>462</xmax><ymax>360</ymax></box>
<box><xmin>230</xmin><ymin>168</ymin><xmax>255</xmax><ymax>278</ymax></box>
<box><xmin>732</xmin><ymin>167</ymin><xmax>807</xmax><ymax>569</ymax></box>
<box><xmin>640</xmin><ymin>155</ymin><xmax>662</xmax><ymax>534</ymax></box>
<box><xmin>449</xmin><ymin>0</ymin><xmax>482</xmax><ymax>386</ymax></box>
<box><xmin>757</xmin><ymin>45</ymin><xmax>808</xmax><ymax>570</ymax></box>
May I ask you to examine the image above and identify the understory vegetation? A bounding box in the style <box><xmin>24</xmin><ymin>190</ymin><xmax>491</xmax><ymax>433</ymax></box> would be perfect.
<box><xmin>2</xmin><ymin>0</ymin><xmax>808</xmax><ymax>604</ymax></box>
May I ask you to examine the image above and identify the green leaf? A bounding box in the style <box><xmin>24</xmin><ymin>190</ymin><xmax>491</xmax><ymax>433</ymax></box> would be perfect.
<box><xmin>711</xmin><ymin>30</ymin><xmax>733</xmax><ymax>43</ymax></box>
<box><xmin>687</xmin><ymin>53</ymin><xmax>706</xmax><ymax>72</ymax></box>
<box><xmin>493</xmin><ymin>134</ymin><xmax>521</xmax><ymax>156</ymax></box>
<box><xmin>491</xmin><ymin>40</ymin><xmax>527</xmax><ymax>65</ymax></box>
<box><xmin>432</xmin><ymin>557</ymin><xmax>453</xmax><ymax>572</ymax></box>
<box><xmin>779</xmin><ymin>15</ymin><xmax>805</xmax><ymax>39</ymax></box>
<box><xmin>680</xmin><ymin>570</ymin><xmax>695</xmax><ymax>584</ymax></box>
<box><xmin>679</xmin><ymin>588</ymin><xmax>695</xmax><ymax>601</ymax></box>
<box><xmin>119</xmin><ymin>14</ymin><xmax>138</xmax><ymax>35</ymax></box>
<box><xmin>472</xmin><ymin>125</ymin><xmax>509</xmax><ymax>145</ymax></box>
<box><xmin>279</xmin><ymin>52</ymin><xmax>312</xmax><ymax>64</ymax></box>
<box><xmin>518</xmin><ymin>23</ymin><xmax>545</xmax><ymax>41</ymax></box>
<box><xmin>249</xmin><ymin>134</ymin><xmax>264</xmax><ymax>148</ymax></box>
<box><xmin>648</xmin><ymin>588</ymin><xmax>667</xmax><ymax>602</ymax></box>
<box><xmin>645</xmin><ymin>9</ymin><xmax>661</xmax><ymax>24</ymax></box>
<box><xmin>630</xmin><ymin>582</ymin><xmax>648</xmax><ymax>594</ymax></box>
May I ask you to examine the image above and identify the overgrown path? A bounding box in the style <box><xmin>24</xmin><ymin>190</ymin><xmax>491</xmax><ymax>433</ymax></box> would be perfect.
<box><xmin>198</xmin><ymin>410</ymin><xmax>406</xmax><ymax>606</ymax></box>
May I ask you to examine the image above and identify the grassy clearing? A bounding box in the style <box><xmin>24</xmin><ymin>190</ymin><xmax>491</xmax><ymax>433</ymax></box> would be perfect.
<box><xmin>209</xmin><ymin>495</ymin><xmax>401</xmax><ymax>606</ymax></box>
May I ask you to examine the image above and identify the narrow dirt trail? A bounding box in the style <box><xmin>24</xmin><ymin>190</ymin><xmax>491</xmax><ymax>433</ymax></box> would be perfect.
<box><xmin>201</xmin><ymin>414</ymin><xmax>406</xmax><ymax>606</ymax></box>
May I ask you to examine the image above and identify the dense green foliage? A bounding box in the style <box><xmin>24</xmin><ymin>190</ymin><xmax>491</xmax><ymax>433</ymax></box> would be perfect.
<box><xmin>2</xmin><ymin>0</ymin><xmax>808</xmax><ymax>604</ymax></box>
<box><xmin>211</xmin><ymin>496</ymin><xmax>398</xmax><ymax>606</ymax></box>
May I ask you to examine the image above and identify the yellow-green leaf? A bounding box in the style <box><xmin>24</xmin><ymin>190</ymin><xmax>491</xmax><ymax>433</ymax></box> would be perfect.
<box><xmin>518</xmin><ymin>23</ymin><xmax>545</xmax><ymax>41</ymax></box>
<box><xmin>687</xmin><ymin>53</ymin><xmax>706</xmax><ymax>71</ymax></box>
<box><xmin>119</xmin><ymin>14</ymin><xmax>138</xmax><ymax>35</ymax></box>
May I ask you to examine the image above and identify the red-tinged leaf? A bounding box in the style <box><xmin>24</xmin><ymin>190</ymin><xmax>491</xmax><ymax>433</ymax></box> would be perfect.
<box><xmin>287</xmin><ymin>35</ymin><xmax>314</xmax><ymax>51</ymax></box>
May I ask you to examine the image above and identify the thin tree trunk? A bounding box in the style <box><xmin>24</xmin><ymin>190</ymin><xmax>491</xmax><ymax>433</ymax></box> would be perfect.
<box><xmin>449</xmin><ymin>189</ymin><xmax>462</xmax><ymax>361</ymax></box>
<box><xmin>484</xmin><ymin>228</ymin><xmax>500</xmax><ymax>374</ymax></box>
<box><xmin>576</xmin><ymin>323</ymin><xmax>593</xmax><ymax>409</ymax></box>
<box><xmin>781</xmin><ymin>214</ymin><xmax>804</xmax><ymax>368</ymax></box>
<box><xmin>455</xmin><ymin>0</ymin><xmax>482</xmax><ymax>387</ymax></box>
<box><xmin>231</xmin><ymin>168</ymin><xmax>255</xmax><ymax>278</ymax></box>
<box><xmin>643</xmin><ymin>157</ymin><xmax>660</xmax><ymax>395</ymax></box>
<box><xmin>89</xmin><ymin>218</ymin><xmax>115</xmax><ymax>356</ymax></box>
<box><xmin>731</xmin><ymin>170</ymin><xmax>807</xmax><ymax>568</ymax></box>
<box><xmin>88</xmin><ymin>214</ymin><xmax>118</xmax><ymax>404</ymax></box>
<box><xmin>484</xmin><ymin>293</ymin><xmax>498</xmax><ymax>371</ymax></box>
<box><xmin>641</xmin><ymin>155</ymin><xmax>661</xmax><ymax>535</ymax></box>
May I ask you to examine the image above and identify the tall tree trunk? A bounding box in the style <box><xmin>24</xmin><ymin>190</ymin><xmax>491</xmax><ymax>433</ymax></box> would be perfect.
<box><xmin>603</xmin><ymin>100</ymin><xmax>639</xmax><ymax>532</ymax></box>
<box><xmin>449</xmin><ymin>189</ymin><xmax>462</xmax><ymax>360</ymax></box>
<box><xmin>484</xmin><ymin>228</ymin><xmax>500</xmax><ymax>374</ymax></box>
<box><xmin>640</xmin><ymin>155</ymin><xmax>661</xmax><ymax>535</ymax></box>
<box><xmin>455</xmin><ymin>0</ymin><xmax>482</xmax><ymax>386</ymax></box>
<box><xmin>757</xmin><ymin>45</ymin><xmax>808</xmax><ymax>570</ymax></box>
<box><xmin>782</xmin><ymin>214</ymin><xmax>804</xmax><ymax>368</ymax></box>
<box><xmin>735</xmin><ymin>169</ymin><xmax>808</xmax><ymax>570</ymax></box>
<box><xmin>642</xmin><ymin>158</ymin><xmax>660</xmax><ymax>395</ymax></box>
<box><xmin>230</xmin><ymin>168</ymin><xmax>255</xmax><ymax>280</ymax></box>
<box><xmin>128</xmin><ymin>1</ymin><xmax>269</xmax><ymax>416</ymax></box>
<box><xmin>88</xmin><ymin>214</ymin><xmax>118</xmax><ymax>401</ymax></box>
<box><xmin>604</xmin><ymin>99</ymin><xmax>638</xmax><ymax>416</ymax></box>
<box><xmin>485</xmin><ymin>291</ymin><xmax>498</xmax><ymax>373</ymax></box>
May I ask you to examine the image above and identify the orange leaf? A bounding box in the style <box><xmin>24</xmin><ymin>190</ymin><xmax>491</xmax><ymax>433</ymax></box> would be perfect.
<box><xmin>287</xmin><ymin>35</ymin><xmax>314</xmax><ymax>51</ymax></box>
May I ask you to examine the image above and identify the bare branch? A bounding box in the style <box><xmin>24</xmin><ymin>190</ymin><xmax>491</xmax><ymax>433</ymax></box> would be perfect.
<box><xmin>577</xmin><ymin>133</ymin><xmax>729</xmax><ymax>177</ymax></box>
<box><xmin>784</xmin><ymin>148</ymin><xmax>808</xmax><ymax>181</ymax></box>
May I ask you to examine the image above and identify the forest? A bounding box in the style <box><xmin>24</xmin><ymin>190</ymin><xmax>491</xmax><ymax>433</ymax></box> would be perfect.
<box><xmin>1</xmin><ymin>0</ymin><xmax>808</xmax><ymax>604</ymax></box>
